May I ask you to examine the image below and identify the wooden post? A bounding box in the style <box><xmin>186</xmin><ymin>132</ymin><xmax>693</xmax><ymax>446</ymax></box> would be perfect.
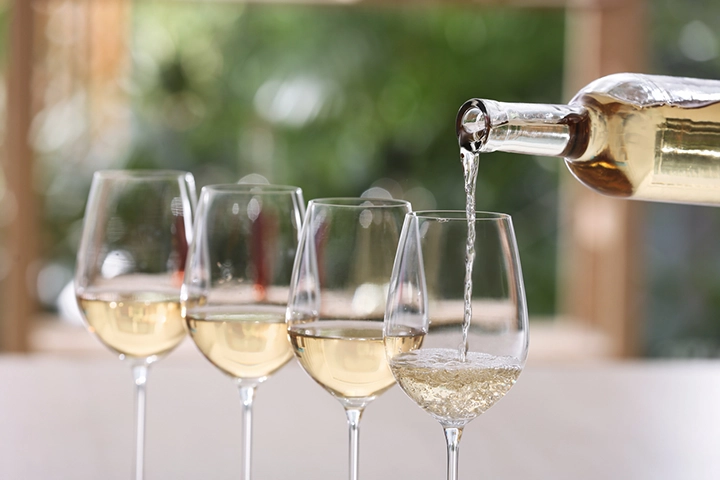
<box><xmin>559</xmin><ymin>0</ymin><xmax>647</xmax><ymax>357</ymax></box>
<box><xmin>1</xmin><ymin>0</ymin><xmax>131</xmax><ymax>352</ymax></box>
<box><xmin>2</xmin><ymin>0</ymin><xmax>37</xmax><ymax>352</ymax></box>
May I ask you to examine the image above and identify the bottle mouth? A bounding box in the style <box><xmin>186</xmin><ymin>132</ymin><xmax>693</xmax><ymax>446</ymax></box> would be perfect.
<box><xmin>456</xmin><ymin>99</ymin><xmax>490</xmax><ymax>152</ymax></box>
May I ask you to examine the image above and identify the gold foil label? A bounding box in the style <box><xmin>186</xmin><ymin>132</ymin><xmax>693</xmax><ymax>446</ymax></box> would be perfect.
<box><xmin>654</xmin><ymin>118</ymin><xmax>720</xmax><ymax>186</ymax></box>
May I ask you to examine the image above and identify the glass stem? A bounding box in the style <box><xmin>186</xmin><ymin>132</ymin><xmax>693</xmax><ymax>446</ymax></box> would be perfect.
<box><xmin>444</xmin><ymin>426</ymin><xmax>463</xmax><ymax>480</ymax></box>
<box><xmin>131</xmin><ymin>363</ymin><xmax>149</xmax><ymax>480</ymax></box>
<box><xmin>345</xmin><ymin>408</ymin><xmax>364</xmax><ymax>480</ymax></box>
<box><xmin>238</xmin><ymin>384</ymin><xmax>257</xmax><ymax>480</ymax></box>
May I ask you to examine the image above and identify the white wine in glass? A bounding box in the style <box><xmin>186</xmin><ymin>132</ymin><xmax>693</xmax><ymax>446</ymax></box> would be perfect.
<box><xmin>75</xmin><ymin>170</ymin><xmax>196</xmax><ymax>480</ymax></box>
<box><xmin>183</xmin><ymin>184</ymin><xmax>304</xmax><ymax>480</ymax></box>
<box><xmin>288</xmin><ymin>319</ymin><xmax>423</xmax><ymax>400</ymax></box>
<box><xmin>78</xmin><ymin>292</ymin><xmax>186</xmax><ymax>358</ymax></box>
<box><xmin>384</xmin><ymin>211</ymin><xmax>529</xmax><ymax>480</ymax></box>
<box><xmin>187</xmin><ymin>307</ymin><xmax>291</xmax><ymax>380</ymax></box>
<box><xmin>287</xmin><ymin>197</ymin><xmax>412</xmax><ymax>480</ymax></box>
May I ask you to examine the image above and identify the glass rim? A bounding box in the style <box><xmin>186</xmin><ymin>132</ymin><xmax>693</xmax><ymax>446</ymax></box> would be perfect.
<box><xmin>93</xmin><ymin>169</ymin><xmax>191</xmax><ymax>180</ymax></box>
<box><xmin>309</xmin><ymin>197</ymin><xmax>411</xmax><ymax>209</ymax></box>
<box><xmin>202</xmin><ymin>183</ymin><xmax>302</xmax><ymax>194</ymax></box>
<box><xmin>410</xmin><ymin>210</ymin><xmax>511</xmax><ymax>221</ymax></box>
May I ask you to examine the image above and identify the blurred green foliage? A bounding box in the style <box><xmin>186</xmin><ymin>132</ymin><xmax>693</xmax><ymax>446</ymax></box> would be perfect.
<box><xmin>121</xmin><ymin>3</ymin><xmax>565</xmax><ymax>316</ymax></box>
<box><xmin>17</xmin><ymin>0</ymin><xmax>720</xmax><ymax>357</ymax></box>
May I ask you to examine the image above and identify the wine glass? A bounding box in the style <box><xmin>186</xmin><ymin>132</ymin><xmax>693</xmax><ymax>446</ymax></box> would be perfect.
<box><xmin>75</xmin><ymin>170</ymin><xmax>196</xmax><ymax>480</ymax></box>
<box><xmin>384</xmin><ymin>211</ymin><xmax>529</xmax><ymax>480</ymax></box>
<box><xmin>182</xmin><ymin>184</ymin><xmax>304</xmax><ymax>480</ymax></box>
<box><xmin>287</xmin><ymin>197</ymin><xmax>412</xmax><ymax>480</ymax></box>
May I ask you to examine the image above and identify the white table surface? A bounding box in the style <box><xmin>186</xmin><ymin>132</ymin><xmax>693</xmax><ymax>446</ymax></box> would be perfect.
<box><xmin>1</xmin><ymin>339</ymin><xmax>720</xmax><ymax>480</ymax></box>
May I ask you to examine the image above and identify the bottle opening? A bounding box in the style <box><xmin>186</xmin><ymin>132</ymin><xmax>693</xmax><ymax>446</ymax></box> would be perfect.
<box><xmin>456</xmin><ymin>99</ymin><xmax>490</xmax><ymax>152</ymax></box>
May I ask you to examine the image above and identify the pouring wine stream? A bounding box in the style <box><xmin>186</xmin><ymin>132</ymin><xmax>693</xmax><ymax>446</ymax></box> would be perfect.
<box><xmin>459</xmin><ymin>103</ymin><xmax>486</xmax><ymax>362</ymax></box>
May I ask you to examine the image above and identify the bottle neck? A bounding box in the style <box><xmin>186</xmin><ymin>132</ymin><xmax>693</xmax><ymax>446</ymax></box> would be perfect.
<box><xmin>456</xmin><ymin>99</ymin><xmax>588</xmax><ymax>158</ymax></box>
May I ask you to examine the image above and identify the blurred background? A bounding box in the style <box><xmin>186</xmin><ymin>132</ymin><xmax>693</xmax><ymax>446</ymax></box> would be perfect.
<box><xmin>0</xmin><ymin>0</ymin><xmax>719</xmax><ymax>359</ymax></box>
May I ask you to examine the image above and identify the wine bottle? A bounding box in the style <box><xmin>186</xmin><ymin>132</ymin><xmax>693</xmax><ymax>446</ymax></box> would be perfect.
<box><xmin>457</xmin><ymin>73</ymin><xmax>720</xmax><ymax>205</ymax></box>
